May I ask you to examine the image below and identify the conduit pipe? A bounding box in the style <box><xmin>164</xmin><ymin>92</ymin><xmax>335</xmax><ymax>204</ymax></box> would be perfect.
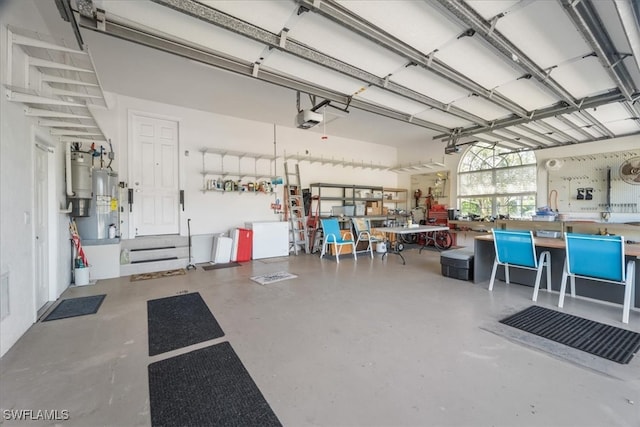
<box><xmin>66</xmin><ymin>142</ymin><xmax>74</xmax><ymax>197</ymax></box>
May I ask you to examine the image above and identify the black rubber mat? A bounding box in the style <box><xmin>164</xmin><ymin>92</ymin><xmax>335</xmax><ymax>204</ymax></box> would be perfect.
<box><xmin>202</xmin><ymin>262</ymin><xmax>241</xmax><ymax>271</ymax></box>
<box><xmin>500</xmin><ymin>305</ymin><xmax>640</xmax><ymax>364</ymax></box>
<box><xmin>147</xmin><ymin>292</ymin><xmax>224</xmax><ymax>356</ymax></box>
<box><xmin>43</xmin><ymin>295</ymin><xmax>106</xmax><ymax>321</ymax></box>
<box><xmin>148</xmin><ymin>342</ymin><xmax>281</xmax><ymax>427</ymax></box>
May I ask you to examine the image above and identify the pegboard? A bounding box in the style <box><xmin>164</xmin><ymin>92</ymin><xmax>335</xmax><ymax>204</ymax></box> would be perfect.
<box><xmin>547</xmin><ymin>149</ymin><xmax>640</xmax><ymax>214</ymax></box>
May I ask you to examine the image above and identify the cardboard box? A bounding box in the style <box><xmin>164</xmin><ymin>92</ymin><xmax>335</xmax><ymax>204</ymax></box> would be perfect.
<box><xmin>366</xmin><ymin>206</ymin><xmax>381</xmax><ymax>215</ymax></box>
<box><xmin>329</xmin><ymin>230</ymin><xmax>354</xmax><ymax>255</ymax></box>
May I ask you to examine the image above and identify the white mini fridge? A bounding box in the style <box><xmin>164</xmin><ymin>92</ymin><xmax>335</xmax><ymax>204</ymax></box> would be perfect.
<box><xmin>211</xmin><ymin>236</ymin><xmax>233</xmax><ymax>263</ymax></box>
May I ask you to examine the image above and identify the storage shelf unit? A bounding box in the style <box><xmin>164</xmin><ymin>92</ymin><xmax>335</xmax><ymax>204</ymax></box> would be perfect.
<box><xmin>309</xmin><ymin>183</ymin><xmax>384</xmax><ymax>217</ymax></box>
<box><xmin>200</xmin><ymin>148</ymin><xmax>278</xmax><ymax>193</ymax></box>
<box><xmin>382</xmin><ymin>187</ymin><xmax>408</xmax><ymax>212</ymax></box>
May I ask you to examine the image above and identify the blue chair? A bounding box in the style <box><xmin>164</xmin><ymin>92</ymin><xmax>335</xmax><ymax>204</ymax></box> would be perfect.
<box><xmin>559</xmin><ymin>233</ymin><xmax>636</xmax><ymax>324</ymax></box>
<box><xmin>320</xmin><ymin>218</ymin><xmax>357</xmax><ymax>263</ymax></box>
<box><xmin>489</xmin><ymin>229</ymin><xmax>551</xmax><ymax>301</ymax></box>
<box><xmin>352</xmin><ymin>217</ymin><xmax>385</xmax><ymax>258</ymax></box>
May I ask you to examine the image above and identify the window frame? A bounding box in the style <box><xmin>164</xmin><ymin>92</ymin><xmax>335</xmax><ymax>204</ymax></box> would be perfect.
<box><xmin>457</xmin><ymin>145</ymin><xmax>537</xmax><ymax>219</ymax></box>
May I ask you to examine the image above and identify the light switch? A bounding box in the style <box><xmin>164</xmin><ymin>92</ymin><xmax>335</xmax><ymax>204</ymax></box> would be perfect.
<box><xmin>23</xmin><ymin>212</ymin><xmax>30</xmax><ymax>225</ymax></box>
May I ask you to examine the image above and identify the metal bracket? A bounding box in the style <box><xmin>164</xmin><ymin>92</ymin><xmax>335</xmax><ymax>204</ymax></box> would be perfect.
<box><xmin>96</xmin><ymin>8</ymin><xmax>106</xmax><ymax>32</ymax></box>
<box><xmin>279</xmin><ymin>29</ymin><xmax>288</xmax><ymax>49</ymax></box>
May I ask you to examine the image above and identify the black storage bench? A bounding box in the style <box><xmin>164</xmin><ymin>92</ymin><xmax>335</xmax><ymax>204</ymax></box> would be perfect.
<box><xmin>440</xmin><ymin>248</ymin><xmax>474</xmax><ymax>281</ymax></box>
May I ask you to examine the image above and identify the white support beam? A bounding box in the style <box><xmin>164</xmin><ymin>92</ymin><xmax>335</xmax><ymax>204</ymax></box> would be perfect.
<box><xmin>50</xmin><ymin>129</ymin><xmax>103</xmax><ymax>136</ymax></box>
<box><xmin>41</xmin><ymin>74</ymin><xmax>99</xmax><ymax>87</ymax></box>
<box><xmin>10</xmin><ymin>32</ymin><xmax>86</xmax><ymax>55</ymax></box>
<box><xmin>25</xmin><ymin>107</ymin><xmax>92</xmax><ymax>119</ymax></box>
<box><xmin>7</xmin><ymin>90</ymin><xmax>85</xmax><ymax>107</ymax></box>
<box><xmin>28</xmin><ymin>57</ymin><xmax>94</xmax><ymax>73</ymax></box>
<box><xmin>38</xmin><ymin>119</ymin><xmax>97</xmax><ymax>128</ymax></box>
<box><xmin>50</xmin><ymin>88</ymin><xmax>103</xmax><ymax>99</ymax></box>
<box><xmin>58</xmin><ymin>136</ymin><xmax>107</xmax><ymax>143</ymax></box>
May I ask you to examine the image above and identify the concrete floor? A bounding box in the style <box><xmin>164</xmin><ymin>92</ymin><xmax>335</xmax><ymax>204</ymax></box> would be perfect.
<box><xmin>1</xmin><ymin>248</ymin><xmax>639</xmax><ymax>427</ymax></box>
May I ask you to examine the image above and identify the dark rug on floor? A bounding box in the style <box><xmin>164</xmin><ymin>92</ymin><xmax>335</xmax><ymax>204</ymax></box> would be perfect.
<box><xmin>500</xmin><ymin>305</ymin><xmax>640</xmax><ymax>364</ymax></box>
<box><xmin>147</xmin><ymin>292</ymin><xmax>224</xmax><ymax>356</ymax></box>
<box><xmin>202</xmin><ymin>262</ymin><xmax>242</xmax><ymax>271</ymax></box>
<box><xmin>43</xmin><ymin>294</ymin><xmax>106</xmax><ymax>321</ymax></box>
<box><xmin>148</xmin><ymin>342</ymin><xmax>282</xmax><ymax>427</ymax></box>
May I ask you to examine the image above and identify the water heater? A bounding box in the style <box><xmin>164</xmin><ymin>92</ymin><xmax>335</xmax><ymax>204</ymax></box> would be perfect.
<box><xmin>68</xmin><ymin>151</ymin><xmax>93</xmax><ymax>217</ymax></box>
<box><xmin>76</xmin><ymin>169</ymin><xmax>119</xmax><ymax>240</ymax></box>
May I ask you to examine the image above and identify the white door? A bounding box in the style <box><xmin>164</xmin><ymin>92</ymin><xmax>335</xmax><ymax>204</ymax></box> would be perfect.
<box><xmin>34</xmin><ymin>146</ymin><xmax>49</xmax><ymax>310</ymax></box>
<box><xmin>131</xmin><ymin>114</ymin><xmax>180</xmax><ymax>236</ymax></box>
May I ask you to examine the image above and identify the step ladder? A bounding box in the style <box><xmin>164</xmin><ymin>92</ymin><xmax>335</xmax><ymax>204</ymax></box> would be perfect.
<box><xmin>307</xmin><ymin>195</ymin><xmax>322</xmax><ymax>253</ymax></box>
<box><xmin>284</xmin><ymin>162</ymin><xmax>309</xmax><ymax>255</ymax></box>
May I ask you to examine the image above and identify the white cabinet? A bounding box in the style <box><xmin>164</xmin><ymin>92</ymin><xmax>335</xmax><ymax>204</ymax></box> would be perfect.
<box><xmin>200</xmin><ymin>148</ymin><xmax>278</xmax><ymax>194</ymax></box>
<box><xmin>245</xmin><ymin>221</ymin><xmax>289</xmax><ymax>259</ymax></box>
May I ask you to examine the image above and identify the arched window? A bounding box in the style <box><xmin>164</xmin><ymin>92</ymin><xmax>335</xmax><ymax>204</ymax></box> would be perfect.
<box><xmin>457</xmin><ymin>144</ymin><xmax>537</xmax><ymax>220</ymax></box>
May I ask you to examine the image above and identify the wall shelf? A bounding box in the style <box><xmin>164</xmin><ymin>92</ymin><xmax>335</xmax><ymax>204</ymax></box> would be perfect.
<box><xmin>284</xmin><ymin>152</ymin><xmax>390</xmax><ymax>171</ymax></box>
<box><xmin>200</xmin><ymin>148</ymin><xmax>278</xmax><ymax>194</ymax></box>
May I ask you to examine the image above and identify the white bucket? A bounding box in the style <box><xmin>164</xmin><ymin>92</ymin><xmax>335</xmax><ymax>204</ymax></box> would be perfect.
<box><xmin>376</xmin><ymin>242</ymin><xmax>387</xmax><ymax>253</ymax></box>
<box><xmin>75</xmin><ymin>267</ymin><xmax>90</xmax><ymax>286</ymax></box>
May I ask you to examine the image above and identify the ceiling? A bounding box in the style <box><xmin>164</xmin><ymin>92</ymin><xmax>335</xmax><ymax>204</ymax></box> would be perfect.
<box><xmin>39</xmin><ymin>0</ymin><xmax>640</xmax><ymax>153</ymax></box>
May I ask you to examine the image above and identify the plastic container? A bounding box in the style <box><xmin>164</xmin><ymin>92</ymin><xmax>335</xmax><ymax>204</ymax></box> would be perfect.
<box><xmin>75</xmin><ymin>267</ymin><xmax>90</xmax><ymax>286</ymax></box>
<box><xmin>440</xmin><ymin>249</ymin><xmax>474</xmax><ymax>281</ymax></box>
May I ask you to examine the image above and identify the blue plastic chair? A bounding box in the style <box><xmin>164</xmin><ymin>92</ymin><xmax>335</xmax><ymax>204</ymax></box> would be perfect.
<box><xmin>559</xmin><ymin>233</ymin><xmax>636</xmax><ymax>324</ymax></box>
<box><xmin>489</xmin><ymin>229</ymin><xmax>551</xmax><ymax>301</ymax></box>
<box><xmin>320</xmin><ymin>218</ymin><xmax>357</xmax><ymax>263</ymax></box>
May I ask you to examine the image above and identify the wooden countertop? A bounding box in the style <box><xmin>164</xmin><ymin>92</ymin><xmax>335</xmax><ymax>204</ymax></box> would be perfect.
<box><xmin>475</xmin><ymin>234</ymin><xmax>640</xmax><ymax>257</ymax></box>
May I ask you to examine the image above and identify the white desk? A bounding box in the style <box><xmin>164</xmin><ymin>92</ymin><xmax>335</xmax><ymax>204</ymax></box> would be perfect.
<box><xmin>375</xmin><ymin>225</ymin><xmax>451</xmax><ymax>264</ymax></box>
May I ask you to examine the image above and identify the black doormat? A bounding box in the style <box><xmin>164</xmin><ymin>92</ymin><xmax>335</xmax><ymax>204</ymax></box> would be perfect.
<box><xmin>43</xmin><ymin>294</ymin><xmax>106</xmax><ymax>322</ymax></box>
<box><xmin>202</xmin><ymin>262</ymin><xmax>242</xmax><ymax>271</ymax></box>
<box><xmin>500</xmin><ymin>305</ymin><xmax>640</xmax><ymax>364</ymax></box>
<box><xmin>148</xmin><ymin>342</ymin><xmax>282</xmax><ymax>427</ymax></box>
<box><xmin>147</xmin><ymin>292</ymin><xmax>224</xmax><ymax>356</ymax></box>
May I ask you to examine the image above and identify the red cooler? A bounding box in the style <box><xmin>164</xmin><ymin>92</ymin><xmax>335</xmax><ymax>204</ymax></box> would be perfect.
<box><xmin>235</xmin><ymin>228</ymin><xmax>253</xmax><ymax>262</ymax></box>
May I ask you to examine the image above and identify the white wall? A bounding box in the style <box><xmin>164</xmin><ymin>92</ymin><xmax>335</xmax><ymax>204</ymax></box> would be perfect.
<box><xmin>91</xmin><ymin>94</ymin><xmax>400</xmax><ymax>238</ymax></box>
<box><xmin>0</xmin><ymin>0</ymin><xmax>71</xmax><ymax>357</ymax></box>
<box><xmin>535</xmin><ymin>136</ymin><xmax>640</xmax><ymax>223</ymax></box>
